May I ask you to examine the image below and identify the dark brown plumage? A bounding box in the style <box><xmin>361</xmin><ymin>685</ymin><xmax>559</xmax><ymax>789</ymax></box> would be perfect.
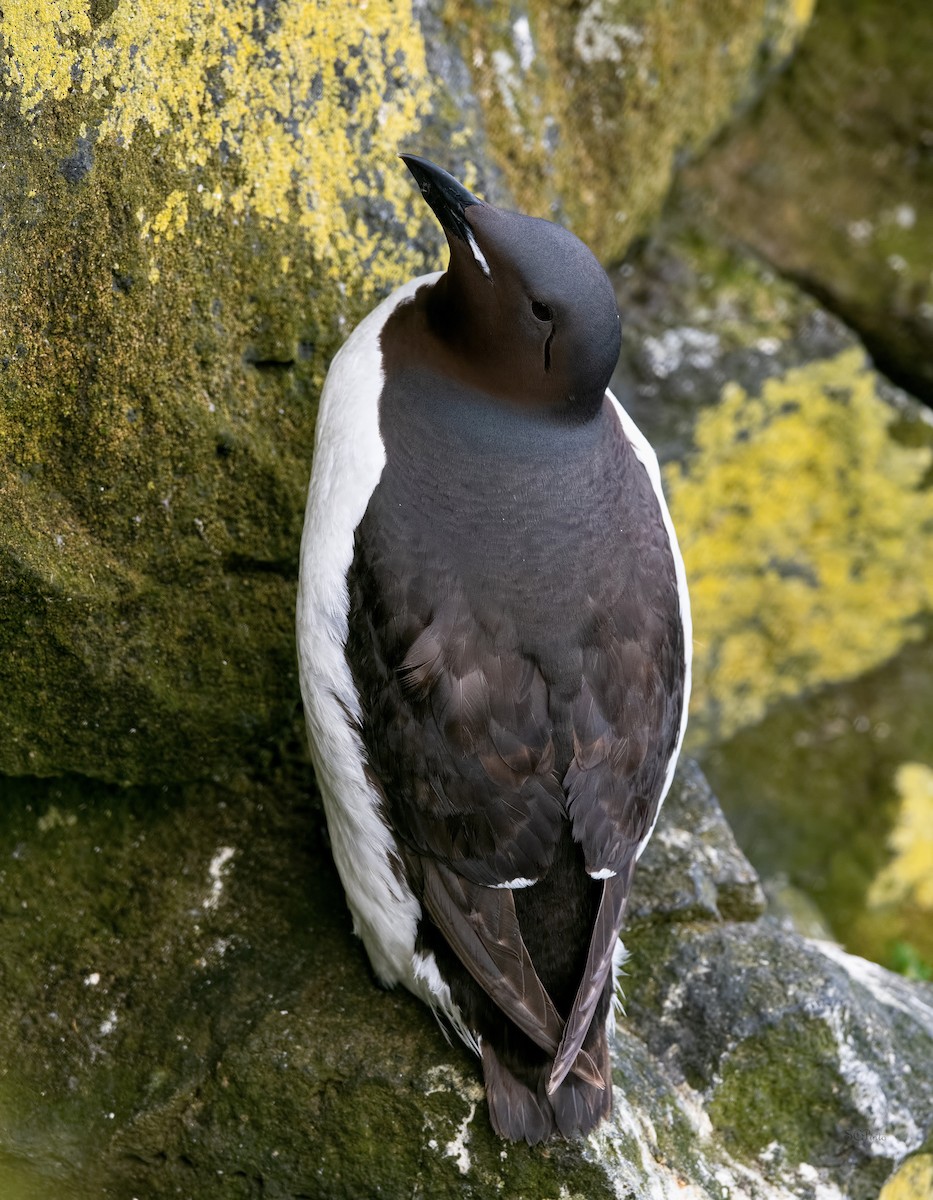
<box><xmin>298</xmin><ymin>156</ymin><xmax>690</xmax><ymax>1143</ymax></box>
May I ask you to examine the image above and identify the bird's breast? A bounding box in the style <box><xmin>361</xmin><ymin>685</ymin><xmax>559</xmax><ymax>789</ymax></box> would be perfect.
<box><xmin>366</xmin><ymin>366</ymin><xmax>675</xmax><ymax>676</ymax></box>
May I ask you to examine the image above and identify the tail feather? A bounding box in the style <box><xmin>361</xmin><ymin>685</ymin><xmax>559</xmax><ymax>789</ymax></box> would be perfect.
<box><xmin>481</xmin><ymin>1019</ymin><xmax>612</xmax><ymax>1144</ymax></box>
<box><xmin>548</xmin><ymin>867</ymin><xmax>632</xmax><ymax>1095</ymax></box>
<box><xmin>550</xmin><ymin>1067</ymin><xmax>611</xmax><ymax>1139</ymax></box>
<box><xmin>550</xmin><ymin>1016</ymin><xmax>612</xmax><ymax>1138</ymax></box>
<box><xmin>482</xmin><ymin>1041</ymin><xmax>555</xmax><ymax>1145</ymax></box>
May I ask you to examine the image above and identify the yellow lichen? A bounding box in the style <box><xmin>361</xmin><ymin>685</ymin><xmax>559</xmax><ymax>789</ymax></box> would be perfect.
<box><xmin>878</xmin><ymin>1156</ymin><xmax>933</xmax><ymax>1200</ymax></box>
<box><xmin>1</xmin><ymin>0</ymin><xmax>92</xmax><ymax>110</ymax></box>
<box><xmin>140</xmin><ymin>189</ymin><xmax>189</xmax><ymax>242</ymax></box>
<box><xmin>2</xmin><ymin>0</ymin><xmax>433</xmax><ymax>297</ymax></box>
<box><xmin>792</xmin><ymin>0</ymin><xmax>816</xmax><ymax>27</ymax></box>
<box><xmin>450</xmin><ymin>0</ymin><xmax>815</xmax><ymax>259</ymax></box>
<box><xmin>666</xmin><ymin>348</ymin><xmax>933</xmax><ymax>741</ymax></box>
<box><xmin>868</xmin><ymin>763</ymin><xmax>933</xmax><ymax>911</ymax></box>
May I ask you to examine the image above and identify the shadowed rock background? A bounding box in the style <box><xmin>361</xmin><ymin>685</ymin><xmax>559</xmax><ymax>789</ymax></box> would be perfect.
<box><xmin>1</xmin><ymin>1</ymin><xmax>932</xmax><ymax>1197</ymax></box>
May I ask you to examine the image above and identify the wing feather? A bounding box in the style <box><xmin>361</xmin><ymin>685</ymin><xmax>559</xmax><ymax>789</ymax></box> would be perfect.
<box><xmin>346</xmin><ymin>402</ymin><xmax>687</xmax><ymax>1109</ymax></box>
<box><xmin>547</xmin><ymin>865</ymin><xmax>633</xmax><ymax>1094</ymax></box>
<box><xmin>422</xmin><ymin>859</ymin><xmax>605</xmax><ymax>1089</ymax></box>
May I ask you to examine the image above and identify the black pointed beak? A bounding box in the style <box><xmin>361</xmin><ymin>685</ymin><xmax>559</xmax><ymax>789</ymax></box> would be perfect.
<box><xmin>401</xmin><ymin>154</ymin><xmax>484</xmax><ymax>246</ymax></box>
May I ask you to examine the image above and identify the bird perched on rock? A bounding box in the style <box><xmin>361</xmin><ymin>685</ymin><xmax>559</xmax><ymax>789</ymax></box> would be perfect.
<box><xmin>296</xmin><ymin>155</ymin><xmax>691</xmax><ymax>1143</ymax></box>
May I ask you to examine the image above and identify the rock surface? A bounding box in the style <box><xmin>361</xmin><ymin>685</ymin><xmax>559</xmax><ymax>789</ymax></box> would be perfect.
<box><xmin>3</xmin><ymin>4</ymin><xmax>933</xmax><ymax>1198</ymax></box>
<box><xmin>701</xmin><ymin>638</ymin><xmax>933</xmax><ymax>971</ymax></box>
<box><xmin>680</xmin><ymin>0</ymin><xmax>933</xmax><ymax>404</ymax></box>
<box><xmin>2</xmin><ymin>759</ymin><xmax>932</xmax><ymax>1199</ymax></box>
<box><xmin>0</xmin><ymin>0</ymin><xmax>811</xmax><ymax>784</ymax></box>
<box><xmin>611</xmin><ymin>216</ymin><xmax>933</xmax><ymax>977</ymax></box>
<box><xmin>612</xmin><ymin>222</ymin><xmax>933</xmax><ymax>748</ymax></box>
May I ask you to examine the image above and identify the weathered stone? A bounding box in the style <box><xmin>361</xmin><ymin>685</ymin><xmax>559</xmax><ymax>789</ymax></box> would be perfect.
<box><xmin>701</xmin><ymin>638</ymin><xmax>933</xmax><ymax>971</ymax></box>
<box><xmin>762</xmin><ymin>876</ymin><xmax>836</xmax><ymax>943</ymax></box>
<box><xmin>1</xmin><ymin>761</ymin><xmax>931</xmax><ymax>1198</ymax></box>
<box><xmin>626</xmin><ymin>758</ymin><xmax>766</xmax><ymax>927</ymax></box>
<box><xmin>612</xmin><ymin>225</ymin><xmax>933</xmax><ymax>748</ymax></box>
<box><xmin>678</xmin><ymin>0</ymin><xmax>933</xmax><ymax>404</ymax></box>
<box><xmin>0</xmin><ymin>0</ymin><xmax>812</xmax><ymax>785</ymax></box>
<box><xmin>611</xmin><ymin>220</ymin><xmax>933</xmax><ymax>978</ymax></box>
<box><xmin>626</xmin><ymin>922</ymin><xmax>933</xmax><ymax>1199</ymax></box>
<box><xmin>3</xmin><ymin>6</ymin><xmax>932</xmax><ymax>1198</ymax></box>
<box><xmin>436</xmin><ymin>0</ymin><xmax>815</xmax><ymax>260</ymax></box>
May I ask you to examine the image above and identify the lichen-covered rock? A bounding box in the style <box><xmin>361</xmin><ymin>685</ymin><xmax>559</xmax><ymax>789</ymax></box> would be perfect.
<box><xmin>0</xmin><ymin>0</ymin><xmax>812</xmax><ymax>785</ymax></box>
<box><xmin>612</xmin><ymin>225</ymin><xmax>933</xmax><ymax>747</ymax></box>
<box><xmin>1</xmin><ymin>761</ymin><xmax>931</xmax><ymax>1198</ymax></box>
<box><xmin>625</xmin><ymin>758</ymin><xmax>766</xmax><ymax>927</ymax></box>
<box><xmin>437</xmin><ymin>0</ymin><xmax>815</xmax><ymax>259</ymax></box>
<box><xmin>4</xmin><ymin>6</ymin><xmax>932</xmax><ymax>1198</ymax></box>
<box><xmin>0</xmin><ymin>1</ymin><xmax>437</xmax><ymax>786</ymax></box>
<box><xmin>880</xmin><ymin>1154</ymin><xmax>933</xmax><ymax>1200</ymax></box>
<box><xmin>611</xmin><ymin>221</ymin><xmax>933</xmax><ymax>974</ymax></box>
<box><xmin>626</xmin><ymin>924</ymin><xmax>933</xmax><ymax>1199</ymax></box>
<box><xmin>679</xmin><ymin>0</ymin><xmax>933</xmax><ymax>404</ymax></box>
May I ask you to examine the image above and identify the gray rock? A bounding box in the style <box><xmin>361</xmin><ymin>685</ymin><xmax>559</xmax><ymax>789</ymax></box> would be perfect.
<box><xmin>680</xmin><ymin>0</ymin><xmax>933</xmax><ymax>405</ymax></box>
<box><xmin>612</xmin><ymin>222</ymin><xmax>933</xmax><ymax>752</ymax></box>
<box><xmin>2</xmin><ymin>8</ymin><xmax>931</xmax><ymax>1199</ymax></box>
<box><xmin>626</xmin><ymin>923</ymin><xmax>933</xmax><ymax>1199</ymax></box>
<box><xmin>2</xmin><ymin>762</ymin><xmax>931</xmax><ymax>1198</ymax></box>
<box><xmin>611</xmin><ymin>215</ymin><xmax>933</xmax><ymax>1033</ymax></box>
<box><xmin>628</xmin><ymin>758</ymin><xmax>766</xmax><ymax>928</ymax></box>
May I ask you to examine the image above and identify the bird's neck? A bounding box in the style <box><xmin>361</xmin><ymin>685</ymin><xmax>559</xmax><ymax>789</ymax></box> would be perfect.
<box><xmin>409</xmin><ymin>278</ymin><xmax>605</xmax><ymax>424</ymax></box>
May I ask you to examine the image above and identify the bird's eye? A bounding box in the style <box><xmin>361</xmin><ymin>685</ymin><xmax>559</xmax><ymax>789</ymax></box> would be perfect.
<box><xmin>531</xmin><ymin>300</ymin><xmax>552</xmax><ymax>322</ymax></box>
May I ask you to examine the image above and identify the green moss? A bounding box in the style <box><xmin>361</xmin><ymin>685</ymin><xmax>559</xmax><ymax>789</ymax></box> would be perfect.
<box><xmin>701</xmin><ymin>632</ymin><xmax>933</xmax><ymax>970</ymax></box>
<box><xmin>0</xmin><ymin>116</ymin><xmax>328</xmax><ymax>780</ymax></box>
<box><xmin>0</xmin><ymin>769</ymin><xmax>318</xmax><ymax>1194</ymax></box>
<box><xmin>667</xmin><ymin>227</ymin><xmax>805</xmax><ymax>349</ymax></box>
<box><xmin>710</xmin><ymin>1021</ymin><xmax>849</xmax><ymax>1160</ymax></box>
<box><xmin>887</xmin><ymin>942</ymin><xmax>933</xmax><ymax>982</ymax></box>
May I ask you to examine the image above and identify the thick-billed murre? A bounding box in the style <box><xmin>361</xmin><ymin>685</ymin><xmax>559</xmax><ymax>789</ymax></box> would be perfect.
<box><xmin>296</xmin><ymin>156</ymin><xmax>691</xmax><ymax>1143</ymax></box>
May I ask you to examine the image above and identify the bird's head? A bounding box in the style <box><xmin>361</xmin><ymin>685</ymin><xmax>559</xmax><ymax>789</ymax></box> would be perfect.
<box><xmin>401</xmin><ymin>154</ymin><xmax>621</xmax><ymax>422</ymax></box>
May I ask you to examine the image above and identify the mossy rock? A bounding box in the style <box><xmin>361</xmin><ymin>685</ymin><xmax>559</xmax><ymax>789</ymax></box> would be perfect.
<box><xmin>1</xmin><ymin>761</ymin><xmax>931</xmax><ymax>1198</ymax></box>
<box><xmin>610</xmin><ymin>220</ymin><xmax>933</xmax><ymax>977</ymax></box>
<box><xmin>439</xmin><ymin>0</ymin><xmax>816</xmax><ymax>258</ymax></box>
<box><xmin>702</xmin><ymin>639</ymin><xmax>933</xmax><ymax>971</ymax></box>
<box><xmin>679</xmin><ymin>0</ymin><xmax>933</xmax><ymax>403</ymax></box>
<box><xmin>611</xmin><ymin>223</ymin><xmax>933</xmax><ymax>748</ymax></box>
<box><xmin>0</xmin><ymin>0</ymin><xmax>812</xmax><ymax>785</ymax></box>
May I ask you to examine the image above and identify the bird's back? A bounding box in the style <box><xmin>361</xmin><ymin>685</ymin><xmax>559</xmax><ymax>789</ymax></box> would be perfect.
<box><xmin>337</xmin><ymin>292</ymin><xmax>686</xmax><ymax>1139</ymax></box>
<box><xmin>297</xmin><ymin>156</ymin><xmax>691</xmax><ymax>1144</ymax></box>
